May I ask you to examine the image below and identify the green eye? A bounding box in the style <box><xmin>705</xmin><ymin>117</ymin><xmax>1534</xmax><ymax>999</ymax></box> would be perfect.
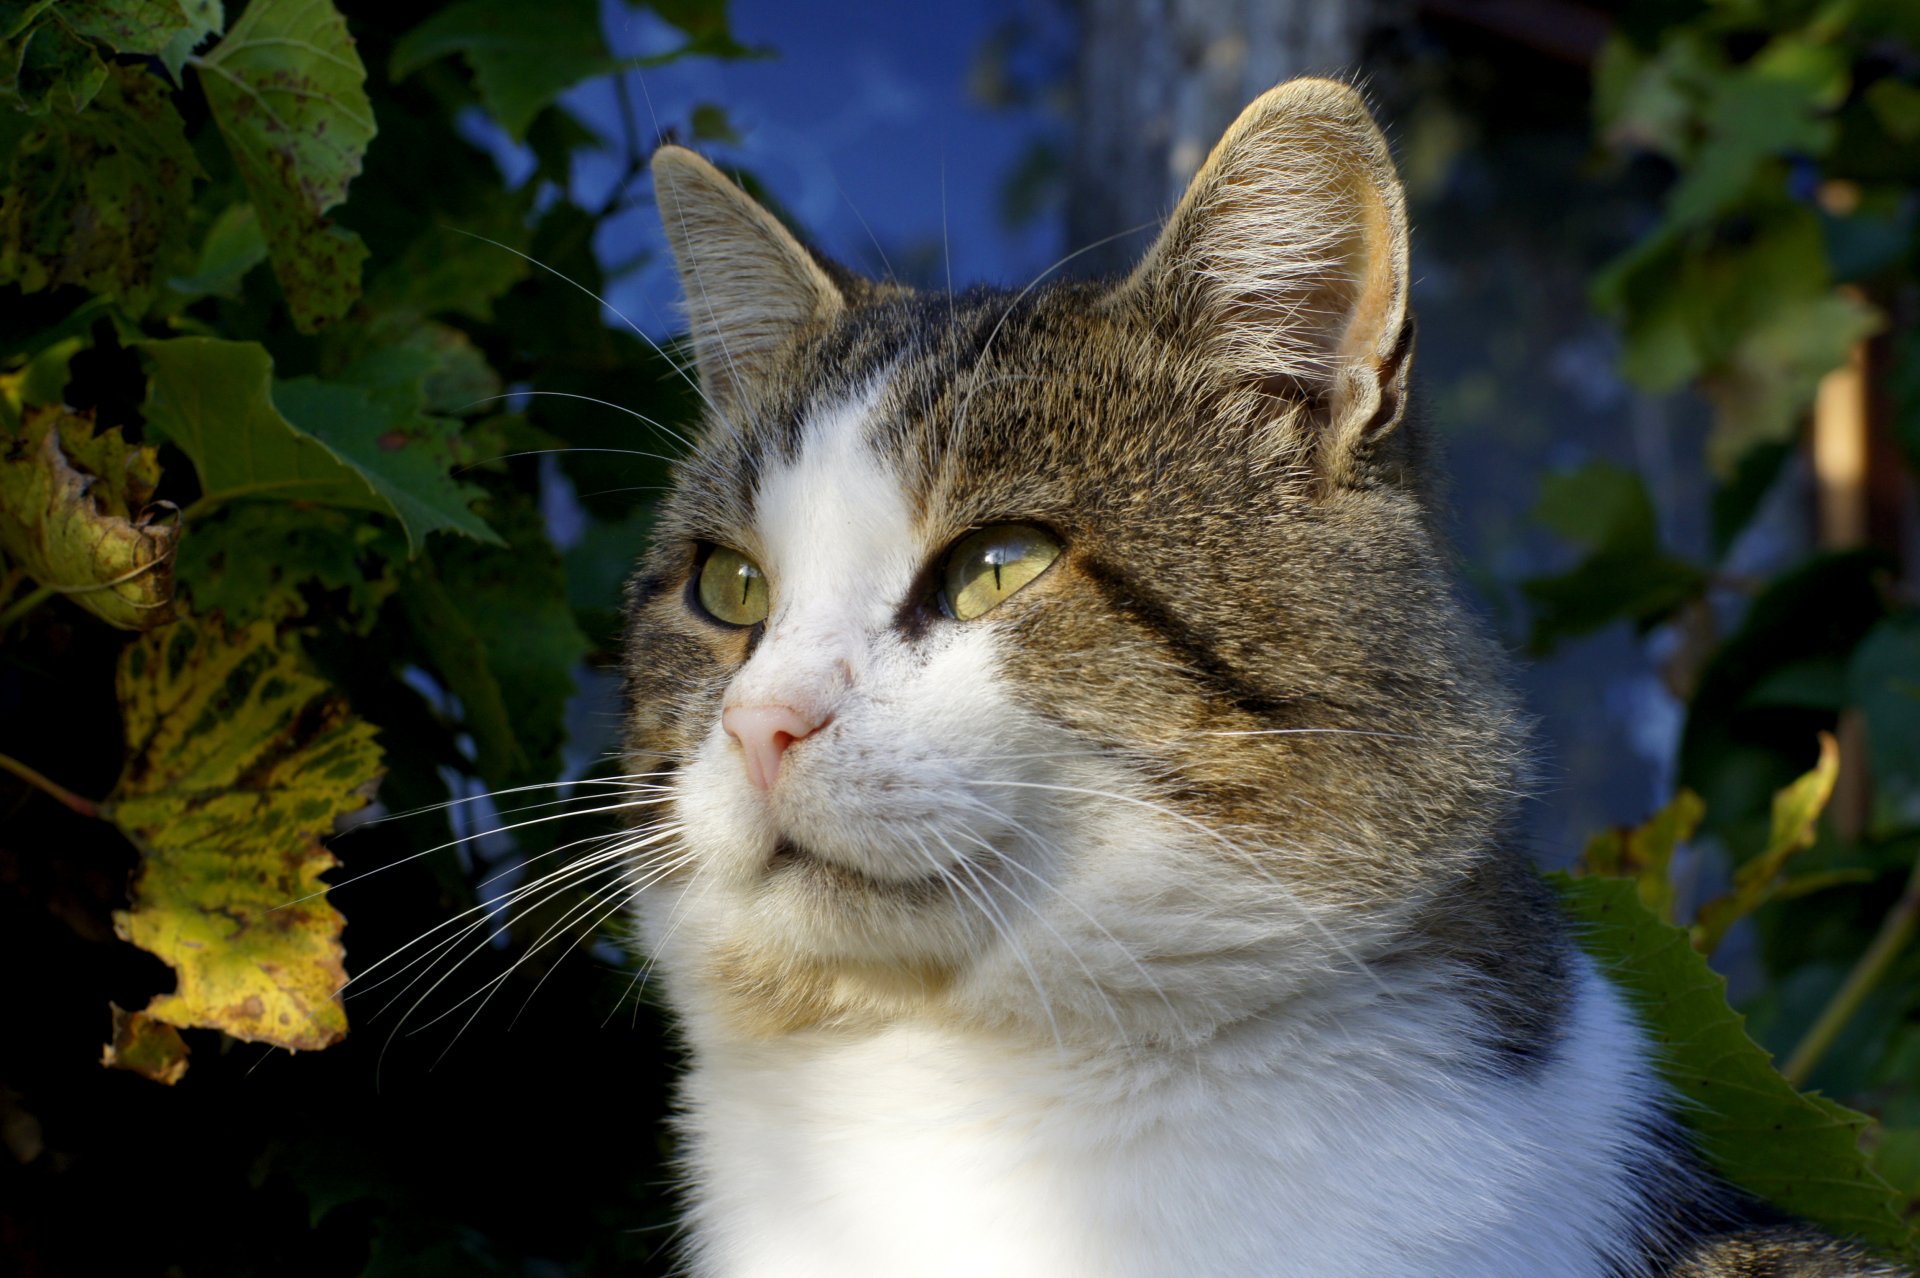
<box><xmin>697</xmin><ymin>546</ymin><xmax>770</xmax><ymax>626</ymax></box>
<box><xmin>940</xmin><ymin>524</ymin><xmax>1062</xmax><ymax>621</ymax></box>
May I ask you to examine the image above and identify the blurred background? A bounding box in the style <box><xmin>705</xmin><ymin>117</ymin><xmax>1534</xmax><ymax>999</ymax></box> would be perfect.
<box><xmin>3</xmin><ymin>0</ymin><xmax>1917</xmax><ymax>1272</ymax></box>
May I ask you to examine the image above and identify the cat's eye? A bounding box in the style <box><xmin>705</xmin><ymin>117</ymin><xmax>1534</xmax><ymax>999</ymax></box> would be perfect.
<box><xmin>697</xmin><ymin>546</ymin><xmax>770</xmax><ymax>626</ymax></box>
<box><xmin>940</xmin><ymin>524</ymin><xmax>1062</xmax><ymax>621</ymax></box>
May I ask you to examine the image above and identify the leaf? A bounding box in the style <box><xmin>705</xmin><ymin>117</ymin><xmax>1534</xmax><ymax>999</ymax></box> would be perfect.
<box><xmin>140</xmin><ymin>337</ymin><xmax>497</xmax><ymax>552</ymax></box>
<box><xmin>0</xmin><ymin>405</ymin><xmax>178</xmax><ymax>630</ymax></box>
<box><xmin>167</xmin><ymin>201</ymin><xmax>268</xmax><ymax>300</ymax></box>
<box><xmin>1577</xmin><ymin>788</ymin><xmax>1704</xmax><ymax>923</ymax></box>
<box><xmin>390</xmin><ymin>0</ymin><xmax>613</xmax><ymax>142</ymax></box>
<box><xmin>276</xmin><ymin>350</ymin><xmax>501</xmax><ymax>551</ymax></box>
<box><xmin>1555</xmin><ymin>872</ymin><xmax>1916</xmax><ymax>1257</ymax></box>
<box><xmin>101</xmin><ymin>1002</ymin><xmax>190</xmax><ymax>1085</ymax></box>
<box><xmin>0</xmin><ymin>64</ymin><xmax>202</xmax><ymax>311</ymax></box>
<box><xmin>1</xmin><ymin>5</ymin><xmax>109</xmax><ymax>113</ymax></box>
<box><xmin>173</xmin><ymin>501</ymin><xmax>400</xmax><ymax>634</ymax></box>
<box><xmin>1850</xmin><ymin>615</ymin><xmax>1920</xmax><ymax>832</ymax></box>
<box><xmin>1663</xmin><ymin>37</ymin><xmax>1846</xmax><ymax>231</ymax></box>
<box><xmin>1693</xmin><ymin>733</ymin><xmax>1841</xmax><ymax>955</ymax></box>
<box><xmin>1519</xmin><ymin>461</ymin><xmax>1706</xmax><ymax>653</ymax></box>
<box><xmin>103</xmin><ymin>614</ymin><xmax>382</xmax><ymax>1052</ymax></box>
<box><xmin>689</xmin><ymin>102</ymin><xmax>738</xmax><ymax>143</ymax></box>
<box><xmin>401</xmin><ymin>497</ymin><xmax>586</xmax><ymax>791</ymax></box>
<box><xmin>196</xmin><ymin>0</ymin><xmax>375</xmax><ymax>331</ymax></box>
<box><xmin>138</xmin><ymin>336</ymin><xmax>388</xmax><ymax>515</ymax></box>
<box><xmin>62</xmin><ymin>0</ymin><xmax>222</xmax><ymax>80</ymax></box>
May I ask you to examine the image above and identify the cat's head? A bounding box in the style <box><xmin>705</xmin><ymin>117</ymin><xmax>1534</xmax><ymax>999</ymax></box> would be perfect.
<box><xmin>623</xmin><ymin>79</ymin><xmax>1526</xmax><ymax>1045</ymax></box>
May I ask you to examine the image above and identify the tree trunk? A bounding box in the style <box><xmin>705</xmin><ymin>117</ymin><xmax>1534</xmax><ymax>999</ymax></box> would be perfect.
<box><xmin>1066</xmin><ymin>0</ymin><xmax>1388</xmax><ymax>276</ymax></box>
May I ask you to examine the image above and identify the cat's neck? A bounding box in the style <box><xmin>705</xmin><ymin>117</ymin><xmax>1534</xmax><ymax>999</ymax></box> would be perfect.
<box><xmin>672</xmin><ymin>949</ymin><xmax>1677</xmax><ymax>1278</ymax></box>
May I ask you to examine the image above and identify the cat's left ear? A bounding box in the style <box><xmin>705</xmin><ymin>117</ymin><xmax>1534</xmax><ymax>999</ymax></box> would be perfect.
<box><xmin>1113</xmin><ymin>79</ymin><xmax>1412</xmax><ymax>483</ymax></box>
<box><xmin>652</xmin><ymin>146</ymin><xmax>846</xmax><ymax>421</ymax></box>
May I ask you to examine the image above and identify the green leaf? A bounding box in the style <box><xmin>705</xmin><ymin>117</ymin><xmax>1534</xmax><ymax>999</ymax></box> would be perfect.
<box><xmin>564</xmin><ymin>505</ymin><xmax>652</xmax><ymax>652</ymax></box>
<box><xmin>689</xmin><ymin>101</ymin><xmax>739</xmax><ymax>143</ymax></box>
<box><xmin>1</xmin><ymin>6</ymin><xmax>108</xmax><ymax>113</ymax></box>
<box><xmin>1693</xmin><ymin>732</ymin><xmax>1840</xmax><ymax>954</ymax></box>
<box><xmin>196</xmin><ymin>0</ymin><xmax>375</xmax><ymax>331</ymax></box>
<box><xmin>650</xmin><ymin>0</ymin><xmax>752</xmax><ymax>58</ymax></box>
<box><xmin>390</xmin><ymin>0</ymin><xmax>613</xmax><ymax>142</ymax></box>
<box><xmin>174</xmin><ymin>501</ymin><xmax>400</xmax><ymax>634</ymax></box>
<box><xmin>167</xmin><ymin>201</ymin><xmax>268</xmax><ymax>300</ymax></box>
<box><xmin>1866</xmin><ymin>78</ymin><xmax>1920</xmax><ymax>143</ymax></box>
<box><xmin>401</xmin><ymin>497</ymin><xmax>587</xmax><ymax>791</ymax></box>
<box><xmin>140</xmin><ymin>337</ymin><xmax>497</xmax><ymax>552</ymax></box>
<box><xmin>63</xmin><ymin>0</ymin><xmax>222</xmax><ymax>79</ymax></box>
<box><xmin>0</xmin><ymin>405</ymin><xmax>178</xmax><ymax>630</ymax></box>
<box><xmin>1556</xmin><ymin>871</ymin><xmax>1916</xmax><ymax>1257</ymax></box>
<box><xmin>104</xmin><ymin>614</ymin><xmax>384</xmax><ymax>1052</ymax></box>
<box><xmin>1519</xmin><ymin>461</ymin><xmax>1706</xmax><ymax>652</ymax></box>
<box><xmin>1850</xmin><ymin>615</ymin><xmax>1920</xmax><ymax>832</ymax></box>
<box><xmin>138</xmin><ymin>336</ymin><xmax>388</xmax><ymax>515</ymax></box>
<box><xmin>276</xmin><ymin>350</ymin><xmax>501</xmax><ymax>551</ymax></box>
<box><xmin>1664</xmin><ymin>37</ymin><xmax>1846</xmax><ymax>231</ymax></box>
<box><xmin>0</xmin><ymin>64</ymin><xmax>202</xmax><ymax>311</ymax></box>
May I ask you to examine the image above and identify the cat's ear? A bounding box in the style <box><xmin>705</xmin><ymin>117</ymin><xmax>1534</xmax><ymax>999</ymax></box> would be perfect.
<box><xmin>651</xmin><ymin>146</ymin><xmax>845</xmax><ymax>418</ymax></box>
<box><xmin>1116</xmin><ymin>79</ymin><xmax>1412</xmax><ymax>480</ymax></box>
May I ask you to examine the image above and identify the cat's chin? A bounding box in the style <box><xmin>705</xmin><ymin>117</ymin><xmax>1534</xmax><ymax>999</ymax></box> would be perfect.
<box><xmin>766</xmin><ymin>837</ymin><xmax>951</xmax><ymax>895</ymax></box>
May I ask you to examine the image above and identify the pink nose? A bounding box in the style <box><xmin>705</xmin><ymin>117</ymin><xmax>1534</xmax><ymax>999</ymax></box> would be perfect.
<box><xmin>722</xmin><ymin>704</ymin><xmax>830</xmax><ymax>792</ymax></box>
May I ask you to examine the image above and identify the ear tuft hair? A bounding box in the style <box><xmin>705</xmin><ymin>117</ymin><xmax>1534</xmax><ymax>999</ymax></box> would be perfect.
<box><xmin>1115</xmin><ymin>78</ymin><xmax>1413</xmax><ymax>481</ymax></box>
<box><xmin>651</xmin><ymin>146</ymin><xmax>845</xmax><ymax>420</ymax></box>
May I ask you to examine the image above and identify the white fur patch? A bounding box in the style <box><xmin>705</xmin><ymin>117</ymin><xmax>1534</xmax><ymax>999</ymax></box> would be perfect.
<box><xmin>678</xmin><ymin>953</ymin><xmax>1667</xmax><ymax>1278</ymax></box>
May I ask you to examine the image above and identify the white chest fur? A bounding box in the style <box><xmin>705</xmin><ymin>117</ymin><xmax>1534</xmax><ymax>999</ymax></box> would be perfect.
<box><xmin>675</xmin><ymin>954</ymin><xmax>1665</xmax><ymax>1278</ymax></box>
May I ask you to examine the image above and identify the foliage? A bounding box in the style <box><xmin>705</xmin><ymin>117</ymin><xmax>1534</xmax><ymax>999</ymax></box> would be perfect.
<box><xmin>1</xmin><ymin>0</ymin><xmax>719</xmax><ymax>1271</ymax></box>
<box><xmin>1527</xmin><ymin>0</ymin><xmax>1920</xmax><ymax>1254</ymax></box>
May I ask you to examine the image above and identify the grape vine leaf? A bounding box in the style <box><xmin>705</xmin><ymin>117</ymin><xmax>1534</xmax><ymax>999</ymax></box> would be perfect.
<box><xmin>0</xmin><ymin>64</ymin><xmax>202</xmax><ymax>310</ymax></box>
<box><xmin>401</xmin><ymin>497</ymin><xmax>586</xmax><ymax>791</ymax></box>
<box><xmin>1556</xmin><ymin>872</ymin><xmax>1916</xmax><ymax>1259</ymax></box>
<box><xmin>139</xmin><ymin>337</ymin><xmax>387</xmax><ymax>513</ymax></box>
<box><xmin>1</xmin><ymin>1</ymin><xmax>108</xmax><ymax>113</ymax></box>
<box><xmin>1577</xmin><ymin>787</ymin><xmax>1704</xmax><ymax>925</ymax></box>
<box><xmin>174</xmin><ymin>502</ymin><xmax>400</xmax><ymax>634</ymax></box>
<box><xmin>1691</xmin><ymin>732</ymin><xmax>1840</xmax><ymax>954</ymax></box>
<box><xmin>61</xmin><ymin>0</ymin><xmax>223</xmax><ymax>79</ymax></box>
<box><xmin>101</xmin><ymin>1002</ymin><xmax>190</xmax><ymax>1085</ymax></box>
<box><xmin>276</xmin><ymin>349</ymin><xmax>501</xmax><ymax>550</ymax></box>
<box><xmin>167</xmin><ymin>201</ymin><xmax>267</xmax><ymax>300</ymax></box>
<box><xmin>140</xmin><ymin>337</ymin><xmax>496</xmax><ymax>552</ymax></box>
<box><xmin>389</xmin><ymin>0</ymin><xmax>613</xmax><ymax>142</ymax></box>
<box><xmin>1520</xmin><ymin>460</ymin><xmax>1707</xmax><ymax>653</ymax></box>
<box><xmin>0</xmin><ymin>405</ymin><xmax>178</xmax><ymax>630</ymax></box>
<box><xmin>196</xmin><ymin>0</ymin><xmax>374</xmax><ymax>331</ymax></box>
<box><xmin>103</xmin><ymin>615</ymin><xmax>382</xmax><ymax>1053</ymax></box>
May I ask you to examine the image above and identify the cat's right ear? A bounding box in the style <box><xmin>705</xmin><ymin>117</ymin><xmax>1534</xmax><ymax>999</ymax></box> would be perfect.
<box><xmin>651</xmin><ymin>147</ymin><xmax>845</xmax><ymax>421</ymax></box>
<box><xmin>1111</xmin><ymin>79</ymin><xmax>1413</xmax><ymax>486</ymax></box>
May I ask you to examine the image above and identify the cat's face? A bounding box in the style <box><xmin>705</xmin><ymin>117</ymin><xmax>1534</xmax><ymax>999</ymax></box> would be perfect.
<box><xmin>623</xmin><ymin>80</ymin><xmax>1524</xmax><ymax>1045</ymax></box>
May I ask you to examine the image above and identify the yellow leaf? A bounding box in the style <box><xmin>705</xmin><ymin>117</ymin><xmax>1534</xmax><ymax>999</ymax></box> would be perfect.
<box><xmin>104</xmin><ymin>615</ymin><xmax>382</xmax><ymax>1051</ymax></box>
<box><xmin>100</xmin><ymin>1003</ymin><xmax>190</xmax><ymax>1085</ymax></box>
<box><xmin>0</xmin><ymin>405</ymin><xmax>178</xmax><ymax>630</ymax></box>
<box><xmin>1576</xmin><ymin>788</ymin><xmax>1704</xmax><ymax>923</ymax></box>
<box><xmin>1692</xmin><ymin>731</ymin><xmax>1841</xmax><ymax>954</ymax></box>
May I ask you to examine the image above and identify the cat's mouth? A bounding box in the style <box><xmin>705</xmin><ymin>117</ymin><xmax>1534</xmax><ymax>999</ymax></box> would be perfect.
<box><xmin>768</xmin><ymin>838</ymin><xmax>948</xmax><ymax>896</ymax></box>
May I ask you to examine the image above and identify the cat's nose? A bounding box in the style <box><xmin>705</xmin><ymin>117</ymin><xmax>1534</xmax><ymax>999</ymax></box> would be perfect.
<box><xmin>722</xmin><ymin>704</ymin><xmax>830</xmax><ymax>792</ymax></box>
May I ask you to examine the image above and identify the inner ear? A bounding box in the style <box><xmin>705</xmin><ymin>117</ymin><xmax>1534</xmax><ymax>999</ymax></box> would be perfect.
<box><xmin>651</xmin><ymin>147</ymin><xmax>846</xmax><ymax>423</ymax></box>
<box><xmin>1112</xmin><ymin>78</ymin><xmax>1414</xmax><ymax>483</ymax></box>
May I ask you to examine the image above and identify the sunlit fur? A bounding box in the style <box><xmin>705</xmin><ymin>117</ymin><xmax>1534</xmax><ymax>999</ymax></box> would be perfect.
<box><xmin>620</xmin><ymin>80</ymin><xmax>1906</xmax><ymax>1277</ymax></box>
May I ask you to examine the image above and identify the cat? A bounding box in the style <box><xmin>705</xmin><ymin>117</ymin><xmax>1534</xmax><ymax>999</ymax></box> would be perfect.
<box><xmin>619</xmin><ymin>77</ymin><xmax>1908</xmax><ymax>1278</ymax></box>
